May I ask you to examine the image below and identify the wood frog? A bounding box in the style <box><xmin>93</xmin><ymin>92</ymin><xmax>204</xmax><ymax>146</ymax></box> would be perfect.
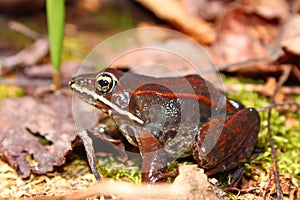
<box><xmin>69</xmin><ymin>68</ymin><xmax>260</xmax><ymax>183</ymax></box>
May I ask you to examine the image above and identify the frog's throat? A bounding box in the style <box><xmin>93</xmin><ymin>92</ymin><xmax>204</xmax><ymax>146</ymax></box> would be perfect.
<box><xmin>71</xmin><ymin>84</ymin><xmax>144</xmax><ymax>125</ymax></box>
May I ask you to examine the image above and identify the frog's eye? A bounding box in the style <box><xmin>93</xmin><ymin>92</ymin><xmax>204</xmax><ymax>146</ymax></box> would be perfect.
<box><xmin>95</xmin><ymin>72</ymin><xmax>118</xmax><ymax>95</ymax></box>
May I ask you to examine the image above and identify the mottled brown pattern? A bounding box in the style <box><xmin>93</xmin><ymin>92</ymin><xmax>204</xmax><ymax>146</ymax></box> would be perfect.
<box><xmin>0</xmin><ymin>90</ymin><xmax>76</xmax><ymax>178</ymax></box>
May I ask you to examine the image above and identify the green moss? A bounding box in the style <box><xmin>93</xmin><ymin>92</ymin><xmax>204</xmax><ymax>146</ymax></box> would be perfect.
<box><xmin>221</xmin><ymin>74</ymin><xmax>265</xmax><ymax>85</ymax></box>
<box><xmin>97</xmin><ymin>156</ymin><xmax>141</xmax><ymax>183</ymax></box>
<box><xmin>96</xmin><ymin>158</ymin><xmax>194</xmax><ymax>184</ymax></box>
<box><xmin>0</xmin><ymin>85</ymin><xmax>25</xmax><ymax>102</ymax></box>
<box><xmin>255</xmin><ymin>105</ymin><xmax>300</xmax><ymax>185</ymax></box>
<box><xmin>224</xmin><ymin>75</ymin><xmax>300</xmax><ymax>186</ymax></box>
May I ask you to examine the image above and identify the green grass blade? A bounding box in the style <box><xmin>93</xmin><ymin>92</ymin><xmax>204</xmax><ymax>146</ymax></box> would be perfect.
<box><xmin>46</xmin><ymin>0</ymin><xmax>65</xmax><ymax>72</ymax></box>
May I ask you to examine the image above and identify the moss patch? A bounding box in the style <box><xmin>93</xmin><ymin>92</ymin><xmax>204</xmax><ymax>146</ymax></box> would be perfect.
<box><xmin>0</xmin><ymin>85</ymin><xmax>25</xmax><ymax>102</ymax></box>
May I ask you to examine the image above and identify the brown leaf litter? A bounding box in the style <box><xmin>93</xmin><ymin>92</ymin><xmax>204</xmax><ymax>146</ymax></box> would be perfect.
<box><xmin>0</xmin><ymin>90</ymin><xmax>76</xmax><ymax>178</ymax></box>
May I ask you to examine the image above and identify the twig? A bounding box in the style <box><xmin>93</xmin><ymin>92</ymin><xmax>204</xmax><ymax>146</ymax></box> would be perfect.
<box><xmin>263</xmin><ymin>167</ymin><xmax>275</xmax><ymax>200</ymax></box>
<box><xmin>0</xmin><ymin>38</ymin><xmax>49</xmax><ymax>75</ymax></box>
<box><xmin>0</xmin><ymin>77</ymin><xmax>52</xmax><ymax>87</ymax></box>
<box><xmin>8</xmin><ymin>20</ymin><xmax>41</xmax><ymax>40</ymax></box>
<box><xmin>201</xmin><ymin>56</ymin><xmax>270</xmax><ymax>74</ymax></box>
<box><xmin>265</xmin><ymin>64</ymin><xmax>293</xmax><ymax>200</ymax></box>
<box><xmin>224</xmin><ymin>84</ymin><xmax>300</xmax><ymax>95</ymax></box>
<box><xmin>257</xmin><ymin>101</ymin><xmax>300</xmax><ymax>112</ymax></box>
<box><xmin>224</xmin><ymin>187</ymin><xmax>258</xmax><ymax>194</ymax></box>
<box><xmin>217</xmin><ymin>56</ymin><xmax>270</xmax><ymax>72</ymax></box>
<box><xmin>0</xmin><ymin>20</ymin><xmax>48</xmax><ymax>75</ymax></box>
<box><xmin>30</xmin><ymin>180</ymin><xmax>185</xmax><ymax>200</ymax></box>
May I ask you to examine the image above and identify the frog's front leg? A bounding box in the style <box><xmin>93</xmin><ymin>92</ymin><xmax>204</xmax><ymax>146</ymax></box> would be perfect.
<box><xmin>77</xmin><ymin>123</ymin><xmax>127</xmax><ymax>182</ymax></box>
<box><xmin>93</xmin><ymin>117</ymin><xmax>128</xmax><ymax>161</ymax></box>
<box><xmin>137</xmin><ymin>130</ymin><xmax>168</xmax><ymax>183</ymax></box>
<box><xmin>192</xmin><ymin>108</ymin><xmax>260</xmax><ymax>175</ymax></box>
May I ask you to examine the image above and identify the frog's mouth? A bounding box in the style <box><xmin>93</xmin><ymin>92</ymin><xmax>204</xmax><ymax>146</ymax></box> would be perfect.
<box><xmin>69</xmin><ymin>79</ymin><xmax>144</xmax><ymax>125</ymax></box>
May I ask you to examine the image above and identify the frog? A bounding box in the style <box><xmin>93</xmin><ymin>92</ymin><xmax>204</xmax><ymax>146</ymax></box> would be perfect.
<box><xmin>69</xmin><ymin>68</ymin><xmax>260</xmax><ymax>183</ymax></box>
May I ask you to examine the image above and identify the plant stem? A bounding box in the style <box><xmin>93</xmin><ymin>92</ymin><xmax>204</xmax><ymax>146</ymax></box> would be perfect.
<box><xmin>52</xmin><ymin>70</ymin><xmax>62</xmax><ymax>89</ymax></box>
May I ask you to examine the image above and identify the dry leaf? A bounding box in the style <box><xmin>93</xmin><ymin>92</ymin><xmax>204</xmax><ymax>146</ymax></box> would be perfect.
<box><xmin>281</xmin><ymin>15</ymin><xmax>300</xmax><ymax>56</ymax></box>
<box><xmin>0</xmin><ymin>90</ymin><xmax>76</xmax><ymax>178</ymax></box>
<box><xmin>182</xmin><ymin>0</ymin><xmax>229</xmax><ymax>21</ymax></box>
<box><xmin>212</xmin><ymin>6</ymin><xmax>279</xmax><ymax>74</ymax></box>
<box><xmin>241</xmin><ymin>0</ymin><xmax>289</xmax><ymax>20</ymax></box>
<box><xmin>136</xmin><ymin>0</ymin><xmax>216</xmax><ymax>44</ymax></box>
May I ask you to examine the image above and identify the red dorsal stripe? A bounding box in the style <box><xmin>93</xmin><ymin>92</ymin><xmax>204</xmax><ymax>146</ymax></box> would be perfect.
<box><xmin>132</xmin><ymin>90</ymin><xmax>213</xmax><ymax>106</ymax></box>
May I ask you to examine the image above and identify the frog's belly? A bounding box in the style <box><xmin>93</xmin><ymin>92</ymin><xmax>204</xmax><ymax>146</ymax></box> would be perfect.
<box><xmin>116</xmin><ymin>119</ymin><xmax>199</xmax><ymax>158</ymax></box>
<box><xmin>152</xmin><ymin>124</ymin><xmax>199</xmax><ymax>158</ymax></box>
<box><xmin>163</xmin><ymin>132</ymin><xmax>195</xmax><ymax>158</ymax></box>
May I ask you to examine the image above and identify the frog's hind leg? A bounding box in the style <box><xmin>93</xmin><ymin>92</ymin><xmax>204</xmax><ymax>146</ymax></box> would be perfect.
<box><xmin>192</xmin><ymin>108</ymin><xmax>260</xmax><ymax>175</ymax></box>
<box><xmin>205</xmin><ymin>130</ymin><xmax>258</xmax><ymax>176</ymax></box>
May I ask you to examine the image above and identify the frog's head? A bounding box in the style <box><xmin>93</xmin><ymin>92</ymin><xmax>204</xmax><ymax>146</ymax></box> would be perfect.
<box><xmin>69</xmin><ymin>69</ymin><xmax>144</xmax><ymax>124</ymax></box>
<box><xmin>69</xmin><ymin>71</ymin><xmax>118</xmax><ymax>110</ymax></box>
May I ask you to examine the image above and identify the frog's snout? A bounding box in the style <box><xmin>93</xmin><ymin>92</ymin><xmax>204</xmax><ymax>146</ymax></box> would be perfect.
<box><xmin>68</xmin><ymin>77</ymin><xmax>75</xmax><ymax>88</ymax></box>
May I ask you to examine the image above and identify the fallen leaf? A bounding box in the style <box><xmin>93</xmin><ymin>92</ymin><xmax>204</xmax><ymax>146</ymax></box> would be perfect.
<box><xmin>136</xmin><ymin>0</ymin><xmax>216</xmax><ymax>44</ymax></box>
<box><xmin>182</xmin><ymin>0</ymin><xmax>229</xmax><ymax>21</ymax></box>
<box><xmin>173</xmin><ymin>165</ymin><xmax>225</xmax><ymax>200</ymax></box>
<box><xmin>281</xmin><ymin>15</ymin><xmax>300</xmax><ymax>56</ymax></box>
<box><xmin>0</xmin><ymin>90</ymin><xmax>76</xmax><ymax>178</ymax></box>
<box><xmin>240</xmin><ymin>0</ymin><xmax>289</xmax><ymax>20</ymax></box>
<box><xmin>212</xmin><ymin>6</ymin><xmax>279</xmax><ymax>74</ymax></box>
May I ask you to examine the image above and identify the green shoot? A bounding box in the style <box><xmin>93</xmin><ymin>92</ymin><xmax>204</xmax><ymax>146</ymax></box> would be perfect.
<box><xmin>46</xmin><ymin>0</ymin><xmax>65</xmax><ymax>89</ymax></box>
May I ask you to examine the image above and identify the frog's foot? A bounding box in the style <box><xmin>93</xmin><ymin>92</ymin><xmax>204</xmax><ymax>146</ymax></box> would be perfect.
<box><xmin>137</xmin><ymin>130</ymin><xmax>168</xmax><ymax>183</ymax></box>
<box><xmin>192</xmin><ymin>108</ymin><xmax>260</xmax><ymax>175</ymax></box>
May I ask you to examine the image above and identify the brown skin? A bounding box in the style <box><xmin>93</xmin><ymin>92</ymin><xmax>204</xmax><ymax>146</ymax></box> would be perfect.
<box><xmin>69</xmin><ymin>68</ymin><xmax>260</xmax><ymax>183</ymax></box>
